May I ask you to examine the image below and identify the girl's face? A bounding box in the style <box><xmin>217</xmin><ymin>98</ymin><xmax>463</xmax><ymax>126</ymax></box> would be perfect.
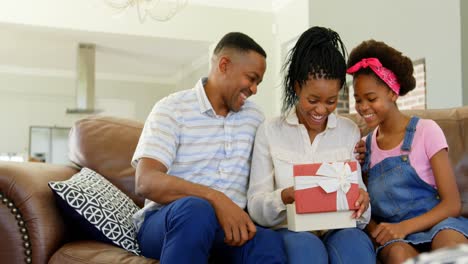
<box><xmin>353</xmin><ymin>74</ymin><xmax>398</xmax><ymax>127</ymax></box>
<box><xmin>295</xmin><ymin>78</ymin><xmax>341</xmax><ymax>132</ymax></box>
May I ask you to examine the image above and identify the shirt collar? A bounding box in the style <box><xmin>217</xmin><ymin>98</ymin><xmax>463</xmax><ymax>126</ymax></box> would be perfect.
<box><xmin>195</xmin><ymin>77</ymin><xmax>215</xmax><ymax>114</ymax></box>
<box><xmin>285</xmin><ymin>106</ymin><xmax>337</xmax><ymax>129</ymax></box>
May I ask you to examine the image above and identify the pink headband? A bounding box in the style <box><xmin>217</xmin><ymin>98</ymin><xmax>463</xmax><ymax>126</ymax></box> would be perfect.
<box><xmin>346</xmin><ymin>58</ymin><xmax>400</xmax><ymax>95</ymax></box>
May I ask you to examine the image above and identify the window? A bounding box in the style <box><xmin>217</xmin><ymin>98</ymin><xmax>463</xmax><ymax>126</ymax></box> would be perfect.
<box><xmin>0</xmin><ymin>153</ymin><xmax>24</xmax><ymax>162</ymax></box>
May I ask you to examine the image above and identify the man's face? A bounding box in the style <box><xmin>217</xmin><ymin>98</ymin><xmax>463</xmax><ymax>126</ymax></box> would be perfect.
<box><xmin>222</xmin><ymin>51</ymin><xmax>266</xmax><ymax>112</ymax></box>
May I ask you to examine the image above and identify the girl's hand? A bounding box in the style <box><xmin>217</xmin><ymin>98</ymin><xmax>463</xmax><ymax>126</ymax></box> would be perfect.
<box><xmin>281</xmin><ymin>186</ymin><xmax>295</xmax><ymax>205</ymax></box>
<box><xmin>371</xmin><ymin>222</ymin><xmax>410</xmax><ymax>245</ymax></box>
<box><xmin>354</xmin><ymin>140</ymin><xmax>366</xmax><ymax>164</ymax></box>
<box><xmin>352</xmin><ymin>188</ymin><xmax>370</xmax><ymax>218</ymax></box>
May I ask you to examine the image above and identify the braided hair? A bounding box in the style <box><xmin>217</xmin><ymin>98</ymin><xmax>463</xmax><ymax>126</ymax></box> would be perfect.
<box><xmin>282</xmin><ymin>26</ymin><xmax>347</xmax><ymax>114</ymax></box>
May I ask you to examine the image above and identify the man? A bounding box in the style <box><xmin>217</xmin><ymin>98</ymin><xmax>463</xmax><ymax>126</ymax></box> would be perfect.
<box><xmin>132</xmin><ymin>32</ymin><xmax>287</xmax><ymax>263</ymax></box>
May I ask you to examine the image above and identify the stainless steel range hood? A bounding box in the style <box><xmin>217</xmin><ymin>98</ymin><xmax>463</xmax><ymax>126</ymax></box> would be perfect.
<box><xmin>66</xmin><ymin>43</ymin><xmax>100</xmax><ymax>114</ymax></box>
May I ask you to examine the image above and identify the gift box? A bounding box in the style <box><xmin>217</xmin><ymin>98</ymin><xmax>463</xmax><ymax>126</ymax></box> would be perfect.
<box><xmin>287</xmin><ymin>161</ymin><xmax>360</xmax><ymax>232</ymax></box>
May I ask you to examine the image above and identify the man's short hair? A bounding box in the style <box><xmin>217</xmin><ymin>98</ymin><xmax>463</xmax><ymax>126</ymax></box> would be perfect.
<box><xmin>213</xmin><ymin>32</ymin><xmax>267</xmax><ymax>58</ymax></box>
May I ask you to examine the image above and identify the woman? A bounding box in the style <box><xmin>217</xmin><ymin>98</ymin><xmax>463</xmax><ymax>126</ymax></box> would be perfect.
<box><xmin>247</xmin><ymin>26</ymin><xmax>375</xmax><ymax>264</ymax></box>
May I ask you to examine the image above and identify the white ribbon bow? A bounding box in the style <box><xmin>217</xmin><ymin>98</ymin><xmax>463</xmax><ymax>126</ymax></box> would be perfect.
<box><xmin>295</xmin><ymin>162</ymin><xmax>358</xmax><ymax>210</ymax></box>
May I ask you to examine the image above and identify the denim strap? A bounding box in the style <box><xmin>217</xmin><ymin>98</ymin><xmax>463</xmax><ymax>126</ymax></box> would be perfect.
<box><xmin>362</xmin><ymin>131</ymin><xmax>374</xmax><ymax>173</ymax></box>
<box><xmin>401</xmin><ymin>116</ymin><xmax>420</xmax><ymax>151</ymax></box>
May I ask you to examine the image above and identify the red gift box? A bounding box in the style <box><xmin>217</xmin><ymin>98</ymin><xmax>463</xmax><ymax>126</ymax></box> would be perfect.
<box><xmin>293</xmin><ymin>161</ymin><xmax>360</xmax><ymax>214</ymax></box>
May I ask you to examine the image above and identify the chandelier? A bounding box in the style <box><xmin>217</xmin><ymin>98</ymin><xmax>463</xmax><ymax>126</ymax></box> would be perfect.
<box><xmin>105</xmin><ymin>0</ymin><xmax>188</xmax><ymax>22</ymax></box>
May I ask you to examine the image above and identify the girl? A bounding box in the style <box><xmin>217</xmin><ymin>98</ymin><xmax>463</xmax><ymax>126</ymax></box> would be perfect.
<box><xmin>247</xmin><ymin>26</ymin><xmax>375</xmax><ymax>264</ymax></box>
<box><xmin>348</xmin><ymin>40</ymin><xmax>468</xmax><ymax>263</ymax></box>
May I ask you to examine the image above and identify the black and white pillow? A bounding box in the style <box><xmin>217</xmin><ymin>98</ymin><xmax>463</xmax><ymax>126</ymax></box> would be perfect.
<box><xmin>49</xmin><ymin>168</ymin><xmax>141</xmax><ymax>255</ymax></box>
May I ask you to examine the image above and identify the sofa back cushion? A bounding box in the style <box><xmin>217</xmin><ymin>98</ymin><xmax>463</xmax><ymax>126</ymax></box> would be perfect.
<box><xmin>343</xmin><ymin>106</ymin><xmax>468</xmax><ymax>216</ymax></box>
<box><xmin>70</xmin><ymin>107</ymin><xmax>468</xmax><ymax>216</ymax></box>
<box><xmin>68</xmin><ymin>116</ymin><xmax>145</xmax><ymax>207</ymax></box>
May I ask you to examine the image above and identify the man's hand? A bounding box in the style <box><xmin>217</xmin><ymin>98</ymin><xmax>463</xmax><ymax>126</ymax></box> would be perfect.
<box><xmin>352</xmin><ymin>188</ymin><xmax>369</xmax><ymax>219</ymax></box>
<box><xmin>371</xmin><ymin>222</ymin><xmax>410</xmax><ymax>245</ymax></box>
<box><xmin>354</xmin><ymin>140</ymin><xmax>366</xmax><ymax>164</ymax></box>
<box><xmin>210</xmin><ymin>192</ymin><xmax>256</xmax><ymax>247</ymax></box>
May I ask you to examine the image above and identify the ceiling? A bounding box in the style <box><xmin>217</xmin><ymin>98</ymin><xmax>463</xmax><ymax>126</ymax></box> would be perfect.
<box><xmin>190</xmin><ymin>0</ymin><xmax>284</xmax><ymax>12</ymax></box>
<box><xmin>0</xmin><ymin>0</ymin><xmax>283</xmax><ymax>84</ymax></box>
<box><xmin>0</xmin><ymin>22</ymin><xmax>210</xmax><ymax>83</ymax></box>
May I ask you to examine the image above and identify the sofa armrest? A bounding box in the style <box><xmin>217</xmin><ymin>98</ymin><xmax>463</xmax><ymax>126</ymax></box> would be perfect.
<box><xmin>0</xmin><ymin>161</ymin><xmax>77</xmax><ymax>264</ymax></box>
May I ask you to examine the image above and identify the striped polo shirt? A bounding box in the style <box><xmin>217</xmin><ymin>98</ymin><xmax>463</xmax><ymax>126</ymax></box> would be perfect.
<box><xmin>132</xmin><ymin>78</ymin><xmax>264</xmax><ymax>230</ymax></box>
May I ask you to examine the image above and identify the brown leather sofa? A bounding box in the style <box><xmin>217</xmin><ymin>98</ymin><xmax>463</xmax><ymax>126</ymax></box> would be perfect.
<box><xmin>1</xmin><ymin>107</ymin><xmax>467</xmax><ymax>264</ymax></box>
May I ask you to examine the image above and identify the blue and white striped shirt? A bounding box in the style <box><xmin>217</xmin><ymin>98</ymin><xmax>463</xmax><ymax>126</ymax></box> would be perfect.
<box><xmin>132</xmin><ymin>78</ymin><xmax>264</xmax><ymax>230</ymax></box>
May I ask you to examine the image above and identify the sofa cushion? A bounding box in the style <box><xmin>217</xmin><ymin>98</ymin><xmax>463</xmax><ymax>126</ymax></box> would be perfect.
<box><xmin>48</xmin><ymin>168</ymin><xmax>141</xmax><ymax>255</ymax></box>
<box><xmin>49</xmin><ymin>241</ymin><xmax>158</xmax><ymax>264</ymax></box>
<box><xmin>68</xmin><ymin>115</ymin><xmax>145</xmax><ymax>207</ymax></box>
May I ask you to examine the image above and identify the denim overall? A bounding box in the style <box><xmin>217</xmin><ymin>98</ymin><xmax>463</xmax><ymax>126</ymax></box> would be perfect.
<box><xmin>363</xmin><ymin>116</ymin><xmax>468</xmax><ymax>250</ymax></box>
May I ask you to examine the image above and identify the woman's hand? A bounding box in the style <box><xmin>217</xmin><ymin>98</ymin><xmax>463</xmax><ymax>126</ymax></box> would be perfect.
<box><xmin>281</xmin><ymin>186</ymin><xmax>295</xmax><ymax>205</ymax></box>
<box><xmin>352</xmin><ymin>188</ymin><xmax>370</xmax><ymax>218</ymax></box>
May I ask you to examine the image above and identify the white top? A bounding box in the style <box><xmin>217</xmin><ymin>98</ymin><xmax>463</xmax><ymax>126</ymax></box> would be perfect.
<box><xmin>247</xmin><ymin>108</ymin><xmax>371</xmax><ymax>229</ymax></box>
<box><xmin>132</xmin><ymin>78</ymin><xmax>264</xmax><ymax>231</ymax></box>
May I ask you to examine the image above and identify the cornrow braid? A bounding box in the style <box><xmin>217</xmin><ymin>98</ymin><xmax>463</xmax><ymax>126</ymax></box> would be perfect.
<box><xmin>281</xmin><ymin>26</ymin><xmax>347</xmax><ymax>115</ymax></box>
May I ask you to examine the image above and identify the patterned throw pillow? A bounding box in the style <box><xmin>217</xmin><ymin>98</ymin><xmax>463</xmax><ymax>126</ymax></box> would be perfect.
<box><xmin>49</xmin><ymin>168</ymin><xmax>141</xmax><ymax>255</ymax></box>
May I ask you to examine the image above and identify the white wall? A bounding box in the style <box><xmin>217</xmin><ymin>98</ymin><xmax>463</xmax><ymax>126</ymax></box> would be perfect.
<box><xmin>309</xmin><ymin>0</ymin><xmax>463</xmax><ymax>109</ymax></box>
<box><xmin>0</xmin><ymin>73</ymin><xmax>174</xmax><ymax>154</ymax></box>
<box><xmin>273</xmin><ymin>0</ymin><xmax>310</xmax><ymax>116</ymax></box>
<box><xmin>462</xmin><ymin>0</ymin><xmax>468</xmax><ymax>105</ymax></box>
<box><xmin>0</xmin><ymin>1</ymin><xmax>277</xmax><ymax>115</ymax></box>
<box><xmin>0</xmin><ymin>2</ymin><xmax>278</xmax><ymax>157</ymax></box>
<box><xmin>177</xmin><ymin>62</ymin><xmax>209</xmax><ymax>91</ymax></box>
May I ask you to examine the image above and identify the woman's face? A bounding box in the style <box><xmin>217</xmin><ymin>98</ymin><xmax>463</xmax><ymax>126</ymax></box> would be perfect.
<box><xmin>353</xmin><ymin>74</ymin><xmax>397</xmax><ymax>127</ymax></box>
<box><xmin>295</xmin><ymin>78</ymin><xmax>341</xmax><ymax>132</ymax></box>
